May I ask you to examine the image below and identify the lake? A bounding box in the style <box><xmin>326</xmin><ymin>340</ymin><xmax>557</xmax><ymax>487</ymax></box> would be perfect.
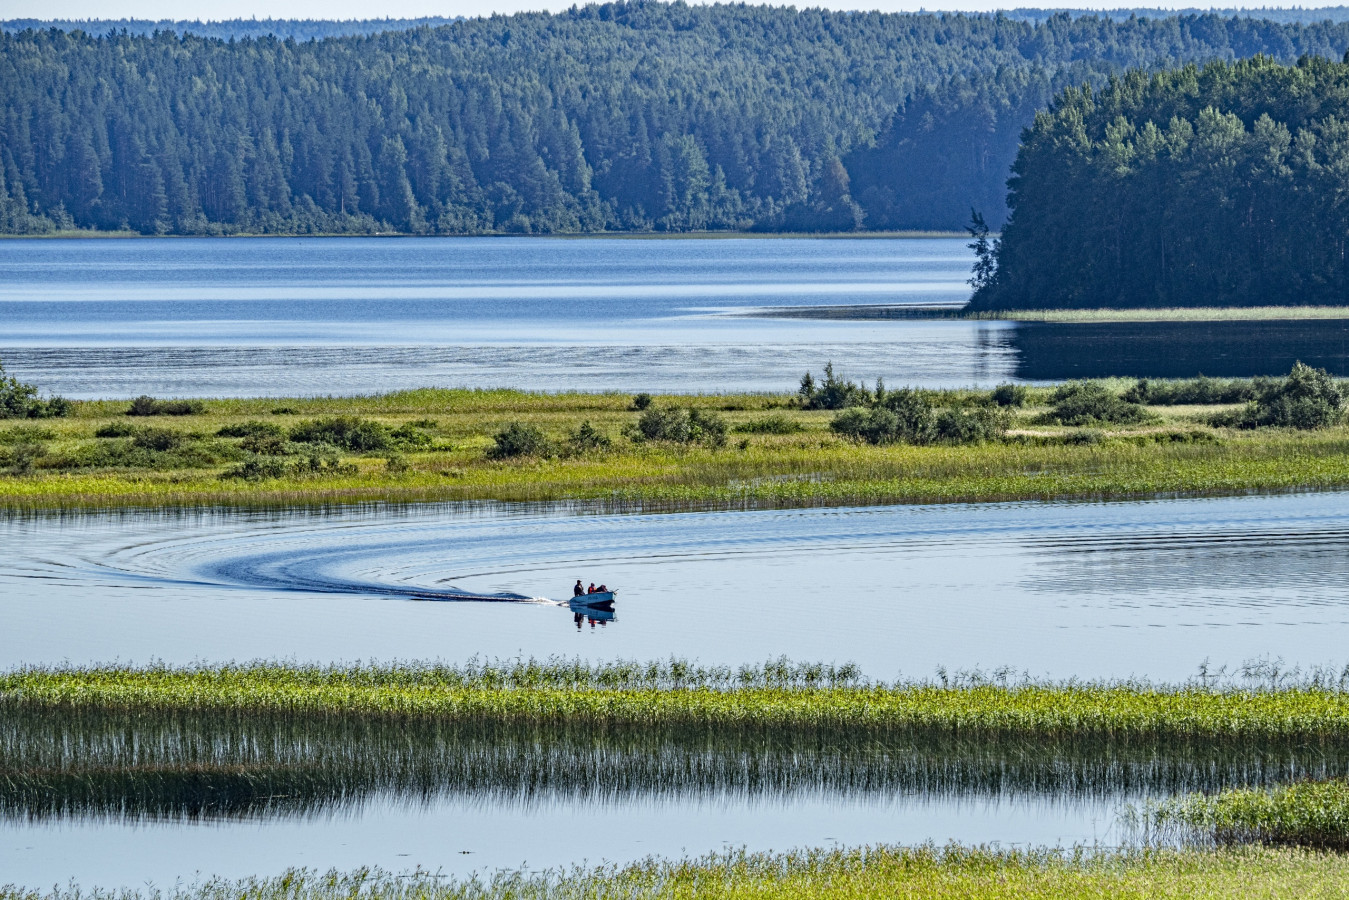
<box><xmin>6</xmin><ymin>492</ymin><xmax>1349</xmax><ymax>886</ymax></box>
<box><xmin>6</xmin><ymin>235</ymin><xmax>1349</xmax><ymax>889</ymax></box>
<box><xmin>5</xmin><ymin>236</ymin><xmax>1348</xmax><ymax>398</ymax></box>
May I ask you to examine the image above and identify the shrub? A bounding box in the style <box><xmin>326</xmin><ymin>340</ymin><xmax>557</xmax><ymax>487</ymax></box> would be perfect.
<box><xmin>270</xmin><ymin>407</ymin><xmax>299</xmax><ymax>415</ymax></box>
<box><xmin>830</xmin><ymin>407</ymin><xmax>901</xmax><ymax>444</ymax></box>
<box><xmin>1045</xmin><ymin>382</ymin><xmax>1152</xmax><ymax>426</ymax></box>
<box><xmin>636</xmin><ymin>406</ymin><xmax>689</xmax><ymax>442</ymax></box>
<box><xmin>217</xmin><ymin>420</ymin><xmax>284</xmax><ymax>439</ymax></box>
<box><xmin>631</xmin><ymin>393</ymin><xmax>653</xmax><ymax>411</ymax></box>
<box><xmin>635</xmin><ymin>407</ymin><xmax>727</xmax><ymax>447</ymax></box>
<box><xmin>489</xmin><ymin>422</ymin><xmax>553</xmax><ymax>458</ymax></box>
<box><xmin>1219</xmin><ymin>362</ymin><xmax>1346</xmax><ymax>430</ymax></box>
<box><xmin>220</xmin><ymin>456</ymin><xmax>289</xmax><ymax>481</ymax></box>
<box><xmin>126</xmin><ymin>396</ymin><xmax>204</xmax><ymax>416</ymax></box>
<box><xmin>934</xmin><ymin>407</ymin><xmax>1009</xmax><ymax>443</ymax></box>
<box><xmin>289</xmin><ymin>417</ymin><xmax>393</xmax><ymax>452</ymax></box>
<box><xmin>130</xmin><ymin>427</ymin><xmax>185</xmax><ymax>452</ymax></box>
<box><xmin>798</xmin><ymin>362</ymin><xmax>869</xmax><ymax>410</ymax></box>
<box><xmin>1063</xmin><ymin>428</ymin><xmax>1104</xmax><ymax>445</ymax></box>
<box><xmin>384</xmin><ymin>454</ymin><xmax>410</xmax><ymax>474</ymax></box>
<box><xmin>0</xmin><ymin>362</ymin><xmax>69</xmax><ymax>419</ymax></box>
<box><xmin>94</xmin><ymin>422</ymin><xmax>137</xmax><ymax>438</ymax></box>
<box><xmin>390</xmin><ymin>423</ymin><xmax>433</xmax><ymax>448</ymax></box>
<box><xmin>241</xmin><ymin>433</ymin><xmax>289</xmax><ymax>455</ymax></box>
<box><xmin>568</xmin><ymin>420</ymin><xmax>612</xmax><ymax>453</ymax></box>
<box><xmin>1123</xmin><ymin>375</ymin><xmax>1258</xmax><ymax>406</ymax></box>
<box><xmin>734</xmin><ymin>414</ymin><xmax>804</xmax><ymax>434</ymax></box>
<box><xmin>291</xmin><ymin>451</ymin><xmax>357</xmax><ymax>477</ymax></box>
<box><xmin>2</xmin><ymin>440</ymin><xmax>45</xmax><ymax>475</ymax></box>
<box><xmin>879</xmin><ymin>389</ymin><xmax>937</xmax><ymax>441</ymax></box>
<box><xmin>990</xmin><ymin>383</ymin><xmax>1028</xmax><ymax>408</ymax></box>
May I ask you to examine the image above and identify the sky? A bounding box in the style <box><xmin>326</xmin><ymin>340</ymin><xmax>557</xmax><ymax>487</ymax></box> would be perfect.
<box><xmin>2</xmin><ymin>0</ymin><xmax>1346</xmax><ymax>22</ymax></box>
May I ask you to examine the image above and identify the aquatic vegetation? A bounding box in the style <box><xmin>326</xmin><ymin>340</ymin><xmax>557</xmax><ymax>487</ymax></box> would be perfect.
<box><xmin>4</xmin><ymin>846</ymin><xmax>1348</xmax><ymax>899</ymax></box>
<box><xmin>1138</xmin><ymin>778</ymin><xmax>1349</xmax><ymax>851</ymax></box>
<box><xmin>4</xmin><ymin>702</ymin><xmax>1346</xmax><ymax>823</ymax></box>
<box><xmin>7</xmin><ymin>661</ymin><xmax>1349</xmax><ymax>745</ymax></box>
<box><xmin>2</xmin><ymin>385</ymin><xmax>1349</xmax><ymax>510</ymax></box>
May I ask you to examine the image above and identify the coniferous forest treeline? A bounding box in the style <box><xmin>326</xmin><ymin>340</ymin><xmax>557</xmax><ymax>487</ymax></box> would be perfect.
<box><xmin>969</xmin><ymin>55</ymin><xmax>1349</xmax><ymax>310</ymax></box>
<box><xmin>6</xmin><ymin>2</ymin><xmax>1349</xmax><ymax>236</ymax></box>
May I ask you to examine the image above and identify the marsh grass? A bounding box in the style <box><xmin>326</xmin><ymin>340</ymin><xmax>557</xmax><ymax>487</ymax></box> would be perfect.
<box><xmin>5</xmin><ymin>705</ymin><xmax>1348</xmax><ymax>822</ymax></box>
<box><xmin>2</xmin><ymin>386</ymin><xmax>1348</xmax><ymax>510</ymax></box>
<box><xmin>1137</xmin><ymin>779</ymin><xmax>1349</xmax><ymax>851</ymax></box>
<box><xmin>4</xmin><ymin>846</ymin><xmax>1349</xmax><ymax>899</ymax></box>
<box><xmin>7</xmin><ymin>660</ymin><xmax>1349</xmax><ymax>743</ymax></box>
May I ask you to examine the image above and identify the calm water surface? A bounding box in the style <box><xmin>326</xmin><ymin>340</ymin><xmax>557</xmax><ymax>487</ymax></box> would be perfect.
<box><xmin>6</xmin><ymin>492</ymin><xmax>1349</xmax><ymax>886</ymax></box>
<box><xmin>6</xmin><ymin>492</ymin><xmax>1349</xmax><ymax>674</ymax></box>
<box><xmin>0</xmin><ymin>237</ymin><xmax>1012</xmax><ymax>395</ymax></box>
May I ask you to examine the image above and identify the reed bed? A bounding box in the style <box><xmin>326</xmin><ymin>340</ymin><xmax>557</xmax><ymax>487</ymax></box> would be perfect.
<box><xmin>1138</xmin><ymin>778</ymin><xmax>1349</xmax><ymax>850</ymax></box>
<box><xmin>7</xmin><ymin>661</ymin><xmax>1349</xmax><ymax>744</ymax></box>
<box><xmin>5</xmin><ymin>846</ymin><xmax>1349</xmax><ymax>899</ymax></box>
<box><xmin>4</xmin><ymin>706</ymin><xmax>1346</xmax><ymax>822</ymax></box>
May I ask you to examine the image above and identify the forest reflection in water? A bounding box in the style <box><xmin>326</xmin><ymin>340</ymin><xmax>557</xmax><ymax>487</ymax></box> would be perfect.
<box><xmin>1012</xmin><ymin>319</ymin><xmax>1349</xmax><ymax>380</ymax></box>
<box><xmin>4</xmin><ymin>706</ymin><xmax>1347</xmax><ymax>823</ymax></box>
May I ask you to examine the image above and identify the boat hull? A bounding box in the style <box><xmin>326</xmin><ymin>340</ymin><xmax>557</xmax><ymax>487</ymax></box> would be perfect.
<box><xmin>571</xmin><ymin>590</ymin><xmax>616</xmax><ymax>607</ymax></box>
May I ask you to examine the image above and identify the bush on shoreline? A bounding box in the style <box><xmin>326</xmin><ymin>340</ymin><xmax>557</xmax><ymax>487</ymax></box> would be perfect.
<box><xmin>1213</xmin><ymin>362</ymin><xmax>1346</xmax><ymax>430</ymax></box>
<box><xmin>0</xmin><ymin>362</ymin><xmax>69</xmax><ymax>420</ymax></box>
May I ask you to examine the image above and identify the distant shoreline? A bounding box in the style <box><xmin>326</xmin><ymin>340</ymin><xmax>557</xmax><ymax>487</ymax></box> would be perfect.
<box><xmin>753</xmin><ymin>304</ymin><xmax>1349</xmax><ymax>323</ymax></box>
<box><xmin>0</xmin><ymin>229</ymin><xmax>966</xmax><ymax>241</ymax></box>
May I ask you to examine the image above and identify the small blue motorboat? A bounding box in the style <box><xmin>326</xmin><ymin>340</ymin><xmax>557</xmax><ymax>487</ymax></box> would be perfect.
<box><xmin>571</xmin><ymin>589</ymin><xmax>616</xmax><ymax>608</ymax></box>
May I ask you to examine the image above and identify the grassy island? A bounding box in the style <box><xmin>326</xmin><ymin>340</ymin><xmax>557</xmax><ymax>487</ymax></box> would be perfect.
<box><xmin>3</xmin><ymin>375</ymin><xmax>1349</xmax><ymax>510</ymax></box>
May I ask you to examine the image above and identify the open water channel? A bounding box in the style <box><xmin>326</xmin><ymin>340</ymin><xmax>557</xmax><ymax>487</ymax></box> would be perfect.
<box><xmin>5</xmin><ymin>492</ymin><xmax>1349</xmax><ymax>886</ymax></box>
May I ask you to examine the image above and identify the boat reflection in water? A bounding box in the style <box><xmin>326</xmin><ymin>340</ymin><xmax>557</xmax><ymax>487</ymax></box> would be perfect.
<box><xmin>570</xmin><ymin>594</ymin><xmax>616</xmax><ymax>629</ymax></box>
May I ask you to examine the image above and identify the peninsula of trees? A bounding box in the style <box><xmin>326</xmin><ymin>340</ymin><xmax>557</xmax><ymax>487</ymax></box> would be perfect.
<box><xmin>6</xmin><ymin>3</ymin><xmax>1349</xmax><ymax>236</ymax></box>
<box><xmin>969</xmin><ymin>55</ymin><xmax>1349</xmax><ymax>310</ymax></box>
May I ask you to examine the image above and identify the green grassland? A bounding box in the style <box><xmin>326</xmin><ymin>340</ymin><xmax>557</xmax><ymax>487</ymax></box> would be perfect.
<box><xmin>3</xmin><ymin>385</ymin><xmax>1349</xmax><ymax>510</ymax></box>
<box><xmin>6</xmin><ymin>847</ymin><xmax>1349</xmax><ymax>900</ymax></box>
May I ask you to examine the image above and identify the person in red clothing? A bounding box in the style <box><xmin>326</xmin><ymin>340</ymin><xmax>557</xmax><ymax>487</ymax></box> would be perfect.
<box><xmin>587</xmin><ymin>582</ymin><xmax>596</xmax><ymax>593</ymax></box>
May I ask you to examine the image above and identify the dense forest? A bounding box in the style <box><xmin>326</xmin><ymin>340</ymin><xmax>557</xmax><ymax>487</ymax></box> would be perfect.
<box><xmin>968</xmin><ymin>55</ymin><xmax>1349</xmax><ymax>310</ymax></box>
<box><xmin>6</xmin><ymin>3</ymin><xmax>1349</xmax><ymax>236</ymax></box>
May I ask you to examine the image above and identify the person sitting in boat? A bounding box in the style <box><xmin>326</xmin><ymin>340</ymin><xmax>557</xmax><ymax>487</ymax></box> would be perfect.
<box><xmin>596</xmin><ymin>584</ymin><xmax>608</xmax><ymax>593</ymax></box>
<box><xmin>574</xmin><ymin>579</ymin><xmax>585</xmax><ymax>597</ymax></box>
<box><xmin>587</xmin><ymin>582</ymin><xmax>597</xmax><ymax>593</ymax></box>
